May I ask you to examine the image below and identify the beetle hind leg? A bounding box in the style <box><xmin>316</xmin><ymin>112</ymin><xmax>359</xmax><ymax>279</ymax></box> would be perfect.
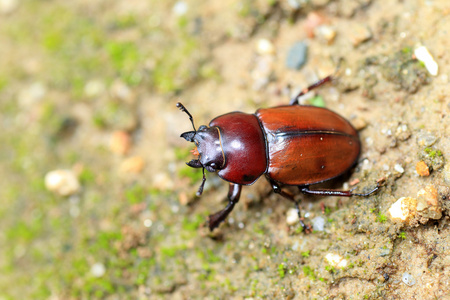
<box><xmin>300</xmin><ymin>184</ymin><xmax>379</xmax><ymax>197</ymax></box>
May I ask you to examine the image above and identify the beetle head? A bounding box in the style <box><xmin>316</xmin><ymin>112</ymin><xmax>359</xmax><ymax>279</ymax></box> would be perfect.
<box><xmin>181</xmin><ymin>125</ymin><xmax>225</xmax><ymax>173</ymax></box>
<box><xmin>177</xmin><ymin>102</ymin><xmax>226</xmax><ymax>196</ymax></box>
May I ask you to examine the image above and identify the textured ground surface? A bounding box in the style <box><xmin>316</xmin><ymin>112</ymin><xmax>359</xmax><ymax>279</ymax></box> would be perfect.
<box><xmin>0</xmin><ymin>0</ymin><xmax>449</xmax><ymax>299</ymax></box>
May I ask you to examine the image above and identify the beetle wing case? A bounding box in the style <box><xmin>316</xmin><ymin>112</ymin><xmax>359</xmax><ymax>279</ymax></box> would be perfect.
<box><xmin>256</xmin><ymin>105</ymin><xmax>360</xmax><ymax>186</ymax></box>
<box><xmin>210</xmin><ymin>112</ymin><xmax>267</xmax><ymax>185</ymax></box>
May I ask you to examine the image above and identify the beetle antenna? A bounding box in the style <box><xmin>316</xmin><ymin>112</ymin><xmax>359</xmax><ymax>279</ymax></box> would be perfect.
<box><xmin>196</xmin><ymin>167</ymin><xmax>206</xmax><ymax>196</ymax></box>
<box><xmin>176</xmin><ymin>102</ymin><xmax>196</xmax><ymax>132</ymax></box>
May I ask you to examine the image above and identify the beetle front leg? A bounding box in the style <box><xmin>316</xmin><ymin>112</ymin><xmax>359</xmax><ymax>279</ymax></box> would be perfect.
<box><xmin>208</xmin><ymin>183</ymin><xmax>242</xmax><ymax>231</ymax></box>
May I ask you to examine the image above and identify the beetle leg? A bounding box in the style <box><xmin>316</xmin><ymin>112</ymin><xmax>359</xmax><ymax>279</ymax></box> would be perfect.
<box><xmin>208</xmin><ymin>183</ymin><xmax>242</xmax><ymax>231</ymax></box>
<box><xmin>290</xmin><ymin>75</ymin><xmax>333</xmax><ymax>105</ymax></box>
<box><xmin>300</xmin><ymin>184</ymin><xmax>379</xmax><ymax>197</ymax></box>
<box><xmin>269</xmin><ymin>180</ymin><xmax>308</xmax><ymax>231</ymax></box>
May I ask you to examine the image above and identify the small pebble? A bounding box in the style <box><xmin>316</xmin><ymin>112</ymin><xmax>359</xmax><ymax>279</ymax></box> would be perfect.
<box><xmin>416</xmin><ymin>185</ymin><xmax>441</xmax><ymax>220</ymax></box>
<box><xmin>351</xmin><ymin>117</ymin><xmax>367</xmax><ymax>131</ymax></box>
<box><xmin>0</xmin><ymin>0</ymin><xmax>18</xmax><ymax>14</ymax></box>
<box><xmin>394</xmin><ymin>164</ymin><xmax>404</xmax><ymax>174</ymax></box>
<box><xmin>84</xmin><ymin>79</ymin><xmax>105</xmax><ymax>98</ymax></box>
<box><xmin>388</xmin><ymin>197</ymin><xmax>417</xmax><ymax>222</ymax></box>
<box><xmin>172</xmin><ymin>1</ymin><xmax>188</xmax><ymax>16</ymax></box>
<box><xmin>416</xmin><ymin>131</ymin><xmax>438</xmax><ymax>147</ymax></box>
<box><xmin>45</xmin><ymin>169</ymin><xmax>80</xmax><ymax>196</ymax></box>
<box><xmin>18</xmin><ymin>82</ymin><xmax>46</xmax><ymax>107</ymax></box>
<box><xmin>348</xmin><ymin>24</ymin><xmax>372</xmax><ymax>47</ymax></box>
<box><xmin>444</xmin><ymin>163</ymin><xmax>450</xmax><ymax>184</ymax></box>
<box><xmin>286</xmin><ymin>41</ymin><xmax>308</xmax><ymax>70</ymax></box>
<box><xmin>315</xmin><ymin>25</ymin><xmax>337</xmax><ymax>44</ymax></box>
<box><xmin>304</xmin><ymin>12</ymin><xmax>326</xmax><ymax>38</ymax></box>
<box><xmin>325</xmin><ymin>253</ymin><xmax>347</xmax><ymax>268</ymax></box>
<box><xmin>415</xmin><ymin>161</ymin><xmax>430</xmax><ymax>177</ymax></box>
<box><xmin>286</xmin><ymin>208</ymin><xmax>300</xmax><ymax>225</ymax></box>
<box><xmin>110</xmin><ymin>130</ymin><xmax>131</xmax><ymax>155</ymax></box>
<box><xmin>256</xmin><ymin>39</ymin><xmax>275</xmax><ymax>55</ymax></box>
<box><xmin>402</xmin><ymin>273</ymin><xmax>416</xmax><ymax>286</ymax></box>
<box><xmin>379</xmin><ymin>247</ymin><xmax>391</xmax><ymax>257</ymax></box>
<box><xmin>414</xmin><ymin>45</ymin><xmax>438</xmax><ymax>76</ymax></box>
<box><xmin>91</xmin><ymin>262</ymin><xmax>106</xmax><ymax>278</ymax></box>
<box><xmin>311</xmin><ymin>216</ymin><xmax>325</xmax><ymax>231</ymax></box>
<box><xmin>120</xmin><ymin>156</ymin><xmax>145</xmax><ymax>174</ymax></box>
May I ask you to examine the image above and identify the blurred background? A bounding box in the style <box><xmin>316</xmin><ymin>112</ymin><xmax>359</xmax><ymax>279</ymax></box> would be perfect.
<box><xmin>1</xmin><ymin>0</ymin><xmax>449</xmax><ymax>299</ymax></box>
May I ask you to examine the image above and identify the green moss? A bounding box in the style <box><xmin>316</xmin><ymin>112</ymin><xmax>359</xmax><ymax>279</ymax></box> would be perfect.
<box><xmin>178</xmin><ymin>165</ymin><xmax>203</xmax><ymax>184</ymax></box>
<box><xmin>303</xmin><ymin>266</ymin><xmax>316</xmax><ymax>280</ymax></box>
<box><xmin>278</xmin><ymin>263</ymin><xmax>286</xmax><ymax>279</ymax></box>
<box><xmin>377</xmin><ymin>213</ymin><xmax>387</xmax><ymax>223</ymax></box>
<box><xmin>124</xmin><ymin>184</ymin><xmax>146</xmax><ymax>204</ymax></box>
<box><xmin>301</xmin><ymin>250</ymin><xmax>310</xmax><ymax>258</ymax></box>
<box><xmin>308</xmin><ymin>96</ymin><xmax>326</xmax><ymax>107</ymax></box>
<box><xmin>398</xmin><ymin>231</ymin><xmax>407</xmax><ymax>239</ymax></box>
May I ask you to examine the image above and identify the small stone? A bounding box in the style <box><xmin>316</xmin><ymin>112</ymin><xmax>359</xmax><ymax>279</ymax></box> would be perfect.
<box><xmin>402</xmin><ymin>273</ymin><xmax>416</xmax><ymax>286</ymax></box>
<box><xmin>414</xmin><ymin>45</ymin><xmax>438</xmax><ymax>76</ymax></box>
<box><xmin>416</xmin><ymin>131</ymin><xmax>438</xmax><ymax>147</ymax></box>
<box><xmin>84</xmin><ymin>79</ymin><xmax>105</xmax><ymax>98</ymax></box>
<box><xmin>256</xmin><ymin>39</ymin><xmax>275</xmax><ymax>55</ymax></box>
<box><xmin>351</xmin><ymin>117</ymin><xmax>367</xmax><ymax>131</ymax></box>
<box><xmin>416</xmin><ymin>185</ymin><xmax>441</xmax><ymax>220</ymax></box>
<box><xmin>394</xmin><ymin>163</ymin><xmax>404</xmax><ymax>174</ymax></box>
<box><xmin>120</xmin><ymin>156</ymin><xmax>145</xmax><ymax>174</ymax></box>
<box><xmin>311</xmin><ymin>216</ymin><xmax>325</xmax><ymax>231</ymax></box>
<box><xmin>379</xmin><ymin>248</ymin><xmax>391</xmax><ymax>257</ymax></box>
<box><xmin>315</xmin><ymin>25</ymin><xmax>337</xmax><ymax>44</ymax></box>
<box><xmin>0</xmin><ymin>0</ymin><xmax>18</xmax><ymax>14</ymax></box>
<box><xmin>325</xmin><ymin>253</ymin><xmax>348</xmax><ymax>268</ymax></box>
<box><xmin>91</xmin><ymin>262</ymin><xmax>106</xmax><ymax>278</ymax></box>
<box><xmin>286</xmin><ymin>208</ymin><xmax>300</xmax><ymax>225</ymax></box>
<box><xmin>110</xmin><ymin>130</ymin><xmax>131</xmax><ymax>155</ymax></box>
<box><xmin>388</xmin><ymin>197</ymin><xmax>417</xmax><ymax>222</ymax></box>
<box><xmin>45</xmin><ymin>169</ymin><xmax>80</xmax><ymax>196</ymax></box>
<box><xmin>444</xmin><ymin>163</ymin><xmax>450</xmax><ymax>184</ymax></box>
<box><xmin>173</xmin><ymin>1</ymin><xmax>188</xmax><ymax>16</ymax></box>
<box><xmin>286</xmin><ymin>41</ymin><xmax>308</xmax><ymax>70</ymax></box>
<box><xmin>415</xmin><ymin>161</ymin><xmax>430</xmax><ymax>177</ymax></box>
<box><xmin>348</xmin><ymin>24</ymin><xmax>372</xmax><ymax>47</ymax></box>
<box><xmin>304</xmin><ymin>12</ymin><xmax>326</xmax><ymax>38</ymax></box>
<box><xmin>18</xmin><ymin>82</ymin><xmax>46</xmax><ymax>107</ymax></box>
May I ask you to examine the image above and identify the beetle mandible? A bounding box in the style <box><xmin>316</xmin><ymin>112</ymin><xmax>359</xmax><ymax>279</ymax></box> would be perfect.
<box><xmin>177</xmin><ymin>75</ymin><xmax>378</xmax><ymax>231</ymax></box>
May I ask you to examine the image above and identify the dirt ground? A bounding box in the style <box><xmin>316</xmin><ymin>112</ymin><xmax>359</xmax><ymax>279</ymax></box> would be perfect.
<box><xmin>1</xmin><ymin>0</ymin><xmax>449</xmax><ymax>299</ymax></box>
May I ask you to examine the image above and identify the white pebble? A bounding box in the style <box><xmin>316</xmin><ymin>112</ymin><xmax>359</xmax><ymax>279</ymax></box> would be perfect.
<box><xmin>172</xmin><ymin>1</ymin><xmax>188</xmax><ymax>16</ymax></box>
<box><xmin>256</xmin><ymin>39</ymin><xmax>275</xmax><ymax>55</ymax></box>
<box><xmin>394</xmin><ymin>164</ymin><xmax>404</xmax><ymax>174</ymax></box>
<box><xmin>312</xmin><ymin>216</ymin><xmax>325</xmax><ymax>231</ymax></box>
<box><xmin>45</xmin><ymin>169</ymin><xmax>80</xmax><ymax>196</ymax></box>
<box><xmin>402</xmin><ymin>272</ymin><xmax>416</xmax><ymax>286</ymax></box>
<box><xmin>286</xmin><ymin>208</ymin><xmax>300</xmax><ymax>225</ymax></box>
<box><xmin>91</xmin><ymin>262</ymin><xmax>106</xmax><ymax>277</ymax></box>
<box><xmin>414</xmin><ymin>45</ymin><xmax>438</xmax><ymax>76</ymax></box>
<box><xmin>389</xmin><ymin>197</ymin><xmax>416</xmax><ymax>222</ymax></box>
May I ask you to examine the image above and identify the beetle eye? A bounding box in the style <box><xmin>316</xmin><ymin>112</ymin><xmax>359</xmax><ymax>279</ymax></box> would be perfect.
<box><xmin>198</xmin><ymin>125</ymin><xmax>207</xmax><ymax>131</ymax></box>
<box><xmin>210</xmin><ymin>162</ymin><xmax>217</xmax><ymax>169</ymax></box>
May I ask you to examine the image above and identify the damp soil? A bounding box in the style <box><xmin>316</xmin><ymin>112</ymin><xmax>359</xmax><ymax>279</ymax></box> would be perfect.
<box><xmin>0</xmin><ymin>0</ymin><xmax>449</xmax><ymax>299</ymax></box>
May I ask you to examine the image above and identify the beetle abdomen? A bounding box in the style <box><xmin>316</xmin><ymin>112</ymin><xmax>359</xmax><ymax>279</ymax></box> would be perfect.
<box><xmin>256</xmin><ymin>106</ymin><xmax>360</xmax><ymax>185</ymax></box>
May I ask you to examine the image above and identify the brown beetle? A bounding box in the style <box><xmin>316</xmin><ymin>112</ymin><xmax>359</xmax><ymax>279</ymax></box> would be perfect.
<box><xmin>177</xmin><ymin>76</ymin><xmax>377</xmax><ymax>231</ymax></box>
